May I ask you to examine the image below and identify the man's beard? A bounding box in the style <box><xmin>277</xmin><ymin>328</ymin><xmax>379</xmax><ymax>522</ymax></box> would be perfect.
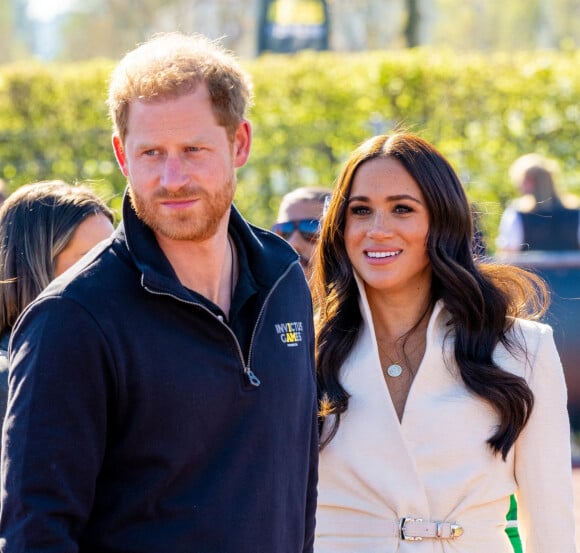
<box><xmin>129</xmin><ymin>177</ymin><xmax>235</xmax><ymax>242</ymax></box>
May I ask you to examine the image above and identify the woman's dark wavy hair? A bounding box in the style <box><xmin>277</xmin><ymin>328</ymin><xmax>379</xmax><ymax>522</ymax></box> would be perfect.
<box><xmin>312</xmin><ymin>133</ymin><xmax>548</xmax><ymax>459</ymax></box>
<box><xmin>0</xmin><ymin>181</ymin><xmax>114</xmax><ymax>337</ymax></box>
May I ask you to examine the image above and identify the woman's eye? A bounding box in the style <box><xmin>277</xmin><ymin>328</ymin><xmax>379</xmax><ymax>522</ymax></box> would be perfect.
<box><xmin>350</xmin><ymin>205</ymin><xmax>370</xmax><ymax>216</ymax></box>
<box><xmin>394</xmin><ymin>204</ymin><xmax>413</xmax><ymax>214</ymax></box>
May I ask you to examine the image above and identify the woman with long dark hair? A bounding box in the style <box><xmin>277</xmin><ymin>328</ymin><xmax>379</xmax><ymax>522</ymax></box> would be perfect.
<box><xmin>0</xmin><ymin>180</ymin><xmax>114</xmax><ymax>421</ymax></box>
<box><xmin>312</xmin><ymin>132</ymin><xmax>575</xmax><ymax>552</ymax></box>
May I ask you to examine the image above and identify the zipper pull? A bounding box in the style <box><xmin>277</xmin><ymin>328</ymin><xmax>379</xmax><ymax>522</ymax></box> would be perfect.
<box><xmin>246</xmin><ymin>368</ymin><xmax>261</xmax><ymax>387</ymax></box>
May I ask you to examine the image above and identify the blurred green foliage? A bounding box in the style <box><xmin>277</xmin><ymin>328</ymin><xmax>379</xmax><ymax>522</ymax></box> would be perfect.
<box><xmin>1</xmin><ymin>49</ymin><xmax>580</xmax><ymax>248</ymax></box>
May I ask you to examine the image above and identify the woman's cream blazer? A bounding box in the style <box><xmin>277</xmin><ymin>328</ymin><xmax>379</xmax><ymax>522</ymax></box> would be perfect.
<box><xmin>315</xmin><ymin>285</ymin><xmax>576</xmax><ymax>552</ymax></box>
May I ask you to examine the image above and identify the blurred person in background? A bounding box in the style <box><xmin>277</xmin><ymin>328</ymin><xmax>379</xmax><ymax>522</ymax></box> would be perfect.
<box><xmin>496</xmin><ymin>153</ymin><xmax>580</xmax><ymax>252</ymax></box>
<box><xmin>0</xmin><ymin>180</ymin><xmax>114</xmax><ymax>425</ymax></box>
<box><xmin>272</xmin><ymin>186</ymin><xmax>331</xmax><ymax>281</ymax></box>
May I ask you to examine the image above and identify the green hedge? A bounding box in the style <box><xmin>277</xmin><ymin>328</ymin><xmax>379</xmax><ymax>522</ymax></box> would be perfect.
<box><xmin>1</xmin><ymin>49</ymin><xmax>580</xmax><ymax>248</ymax></box>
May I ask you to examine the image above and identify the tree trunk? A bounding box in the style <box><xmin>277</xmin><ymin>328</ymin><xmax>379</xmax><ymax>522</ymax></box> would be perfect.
<box><xmin>404</xmin><ymin>0</ymin><xmax>420</xmax><ymax>47</ymax></box>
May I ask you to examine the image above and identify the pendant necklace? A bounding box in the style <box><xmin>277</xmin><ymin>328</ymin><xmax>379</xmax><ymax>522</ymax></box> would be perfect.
<box><xmin>377</xmin><ymin>340</ymin><xmax>405</xmax><ymax>378</ymax></box>
<box><xmin>376</xmin><ymin>314</ymin><xmax>429</xmax><ymax>381</ymax></box>
<box><xmin>384</xmin><ymin>349</ymin><xmax>404</xmax><ymax>378</ymax></box>
<box><xmin>376</xmin><ymin>333</ymin><xmax>426</xmax><ymax>379</ymax></box>
<box><xmin>386</xmin><ymin>362</ymin><xmax>403</xmax><ymax>378</ymax></box>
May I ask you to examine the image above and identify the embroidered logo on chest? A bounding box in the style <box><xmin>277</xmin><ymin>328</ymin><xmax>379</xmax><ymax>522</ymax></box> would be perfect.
<box><xmin>274</xmin><ymin>321</ymin><xmax>304</xmax><ymax>347</ymax></box>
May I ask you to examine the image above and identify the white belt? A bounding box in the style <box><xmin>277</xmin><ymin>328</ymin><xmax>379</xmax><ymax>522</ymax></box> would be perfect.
<box><xmin>387</xmin><ymin>517</ymin><xmax>464</xmax><ymax>541</ymax></box>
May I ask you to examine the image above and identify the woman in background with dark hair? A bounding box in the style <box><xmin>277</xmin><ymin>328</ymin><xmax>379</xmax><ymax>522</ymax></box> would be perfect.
<box><xmin>312</xmin><ymin>132</ymin><xmax>575</xmax><ymax>552</ymax></box>
<box><xmin>0</xmin><ymin>180</ymin><xmax>114</xmax><ymax>420</ymax></box>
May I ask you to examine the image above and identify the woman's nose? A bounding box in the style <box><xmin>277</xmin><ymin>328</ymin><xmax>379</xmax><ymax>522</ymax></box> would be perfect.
<box><xmin>366</xmin><ymin>211</ymin><xmax>392</xmax><ymax>238</ymax></box>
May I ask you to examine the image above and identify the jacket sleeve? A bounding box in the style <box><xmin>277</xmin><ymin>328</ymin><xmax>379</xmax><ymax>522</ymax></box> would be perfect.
<box><xmin>302</xmin><ymin>301</ymin><xmax>319</xmax><ymax>553</ymax></box>
<box><xmin>0</xmin><ymin>296</ymin><xmax>113</xmax><ymax>552</ymax></box>
<box><xmin>302</xmin><ymin>397</ymin><xmax>319</xmax><ymax>553</ymax></box>
<box><xmin>514</xmin><ymin>325</ymin><xmax>577</xmax><ymax>553</ymax></box>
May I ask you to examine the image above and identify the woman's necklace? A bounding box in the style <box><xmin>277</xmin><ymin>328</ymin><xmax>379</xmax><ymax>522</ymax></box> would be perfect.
<box><xmin>377</xmin><ymin>341</ymin><xmax>405</xmax><ymax>378</ymax></box>
<box><xmin>377</xmin><ymin>333</ymin><xmax>426</xmax><ymax>379</ymax></box>
<box><xmin>377</xmin><ymin>338</ymin><xmax>403</xmax><ymax>378</ymax></box>
<box><xmin>386</xmin><ymin>361</ymin><xmax>404</xmax><ymax>378</ymax></box>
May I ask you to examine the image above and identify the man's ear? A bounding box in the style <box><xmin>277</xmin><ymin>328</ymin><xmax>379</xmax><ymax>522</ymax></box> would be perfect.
<box><xmin>233</xmin><ymin>120</ymin><xmax>252</xmax><ymax>169</ymax></box>
<box><xmin>112</xmin><ymin>135</ymin><xmax>129</xmax><ymax>177</ymax></box>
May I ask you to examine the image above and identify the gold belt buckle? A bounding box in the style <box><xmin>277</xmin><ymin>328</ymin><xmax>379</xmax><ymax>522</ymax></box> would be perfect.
<box><xmin>450</xmin><ymin>523</ymin><xmax>464</xmax><ymax>538</ymax></box>
<box><xmin>400</xmin><ymin>517</ymin><xmax>423</xmax><ymax>541</ymax></box>
<box><xmin>437</xmin><ymin>521</ymin><xmax>464</xmax><ymax>538</ymax></box>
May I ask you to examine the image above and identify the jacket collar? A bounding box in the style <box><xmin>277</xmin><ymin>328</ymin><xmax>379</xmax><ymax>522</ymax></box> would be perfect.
<box><xmin>115</xmin><ymin>190</ymin><xmax>299</xmax><ymax>300</ymax></box>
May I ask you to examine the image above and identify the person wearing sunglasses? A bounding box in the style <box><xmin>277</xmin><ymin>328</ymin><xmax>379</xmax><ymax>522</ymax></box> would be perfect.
<box><xmin>273</xmin><ymin>187</ymin><xmax>331</xmax><ymax>281</ymax></box>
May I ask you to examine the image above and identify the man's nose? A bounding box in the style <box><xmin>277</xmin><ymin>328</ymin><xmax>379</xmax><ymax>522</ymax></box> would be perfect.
<box><xmin>161</xmin><ymin>156</ymin><xmax>189</xmax><ymax>191</ymax></box>
<box><xmin>288</xmin><ymin>229</ymin><xmax>304</xmax><ymax>249</ymax></box>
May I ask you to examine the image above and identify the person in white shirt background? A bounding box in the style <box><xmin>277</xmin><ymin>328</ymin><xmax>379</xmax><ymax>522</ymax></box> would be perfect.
<box><xmin>496</xmin><ymin>153</ymin><xmax>580</xmax><ymax>252</ymax></box>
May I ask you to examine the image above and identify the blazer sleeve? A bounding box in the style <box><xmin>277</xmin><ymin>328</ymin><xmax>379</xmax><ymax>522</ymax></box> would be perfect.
<box><xmin>0</xmin><ymin>296</ymin><xmax>113</xmax><ymax>552</ymax></box>
<box><xmin>514</xmin><ymin>324</ymin><xmax>577</xmax><ymax>553</ymax></box>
